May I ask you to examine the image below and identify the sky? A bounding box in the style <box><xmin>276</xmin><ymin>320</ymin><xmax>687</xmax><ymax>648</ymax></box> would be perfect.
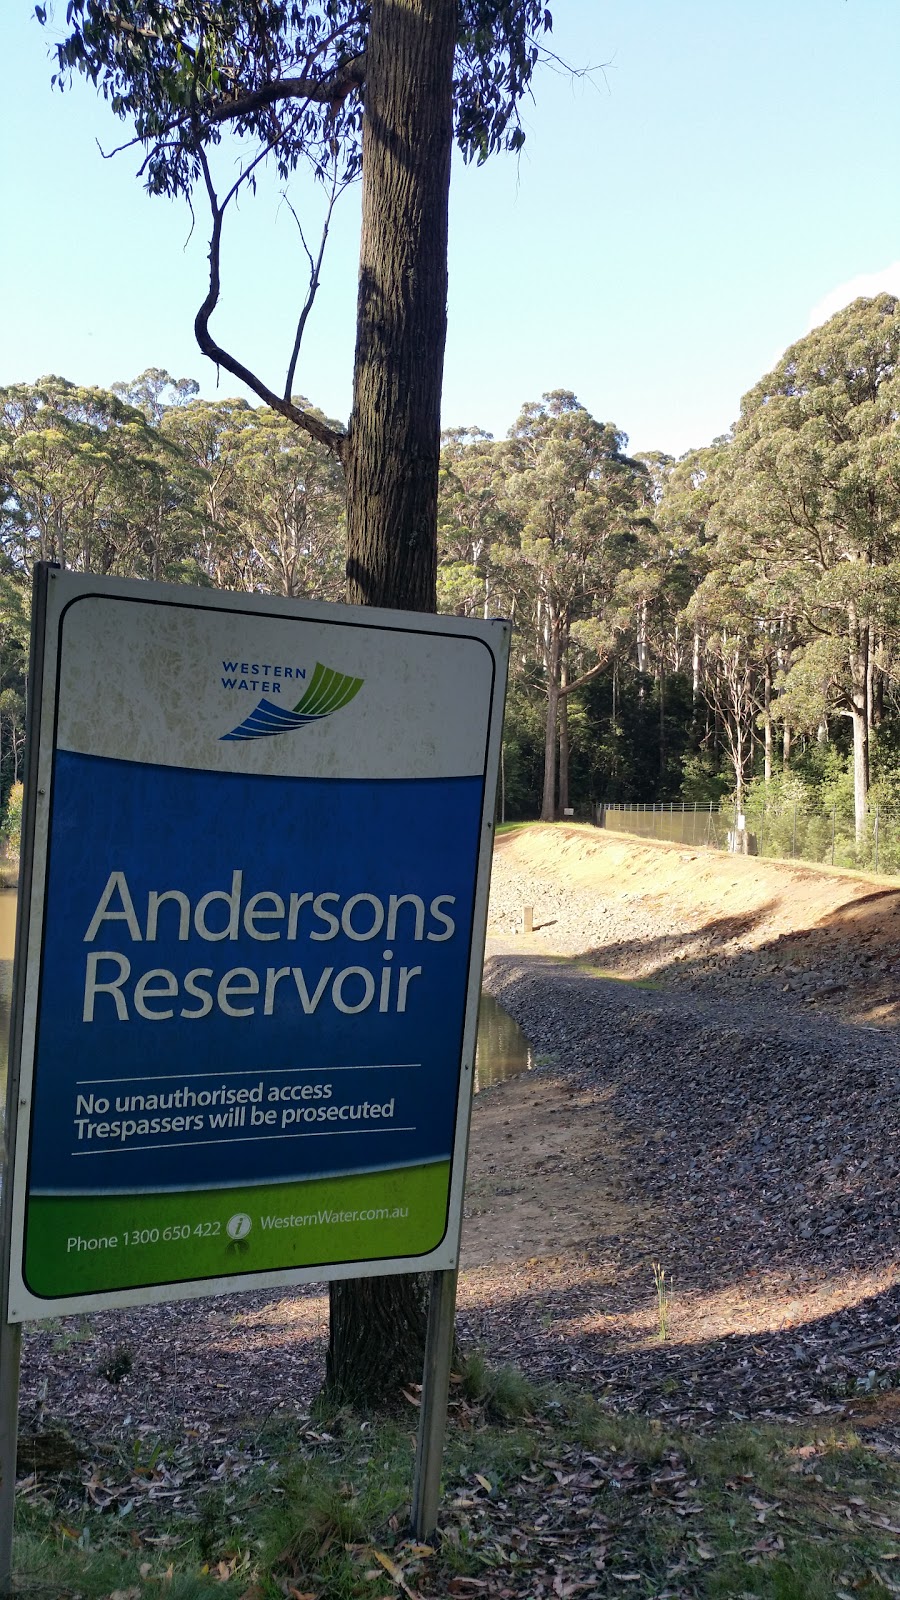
<box><xmin>4</xmin><ymin>0</ymin><xmax>900</xmax><ymax>459</ymax></box>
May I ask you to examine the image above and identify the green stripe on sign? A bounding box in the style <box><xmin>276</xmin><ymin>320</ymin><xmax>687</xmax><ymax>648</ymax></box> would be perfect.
<box><xmin>293</xmin><ymin>664</ymin><xmax>363</xmax><ymax>717</ymax></box>
<box><xmin>24</xmin><ymin>1162</ymin><xmax>451</xmax><ymax>1299</ymax></box>
<box><xmin>294</xmin><ymin>662</ymin><xmax>334</xmax><ymax>715</ymax></box>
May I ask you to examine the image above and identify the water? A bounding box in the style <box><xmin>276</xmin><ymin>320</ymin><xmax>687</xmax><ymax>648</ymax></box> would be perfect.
<box><xmin>0</xmin><ymin>894</ymin><xmax>531</xmax><ymax>1110</ymax></box>
<box><xmin>0</xmin><ymin>892</ymin><xmax>14</xmax><ymax>1120</ymax></box>
<box><xmin>474</xmin><ymin>990</ymin><xmax>533</xmax><ymax>1091</ymax></box>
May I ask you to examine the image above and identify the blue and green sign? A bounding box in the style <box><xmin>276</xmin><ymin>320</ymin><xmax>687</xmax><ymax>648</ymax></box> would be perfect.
<box><xmin>7</xmin><ymin>576</ymin><xmax>508</xmax><ymax>1318</ymax></box>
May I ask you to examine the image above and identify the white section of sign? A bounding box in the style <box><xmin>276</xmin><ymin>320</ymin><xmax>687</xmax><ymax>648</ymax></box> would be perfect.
<box><xmin>52</xmin><ymin>576</ymin><xmax>496</xmax><ymax>780</ymax></box>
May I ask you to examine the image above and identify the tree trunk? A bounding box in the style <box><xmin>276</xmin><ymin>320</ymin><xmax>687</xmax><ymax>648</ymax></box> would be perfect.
<box><xmin>692</xmin><ymin>630</ymin><xmax>701</xmax><ymax>707</ymax></box>
<box><xmin>851</xmin><ymin>696</ymin><xmax>869</xmax><ymax>847</ymax></box>
<box><xmin>610</xmin><ymin>662</ymin><xmax>619</xmax><ymax>787</ymax></box>
<box><xmin>327</xmin><ymin>1274</ymin><xmax>430</xmax><ymax>1407</ymax></box>
<box><xmin>541</xmin><ymin>622</ymin><xmax>561</xmax><ymax>821</ymax></box>
<box><xmin>344</xmin><ymin>0</ymin><xmax>456</xmax><ymax>611</ymax></box>
<box><xmin>869</xmin><ymin>632</ymin><xmax>884</xmax><ymax>726</ymax></box>
<box><xmin>733</xmin><ymin>709</ymin><xmax>745</xmax><ymax>815</ymax></box>
<box><xmin>763</xmin><ymin>660</ymin><xmax>772</xmax><ymax>783</ymax></box>
<box><xmin>866</xmin><ymin>624</ymin><xmax>876</xmax><ymax>730</ymax></box>
<box><xmin>658</xmin><ymin>664</ymin><xmax>666</xmax><ymax>781</ymax></box>
<box><xmin>848</xmin><ymin>602</ymin><xmax>870</xmax><ymax>845</ymax></box>
<box><xmin>328</xmin><ymin>0</ymin><xmax>458</xmax><ymax>1409</ymax></box>
<box><xmin>558</xmin><ymin>657</ymin><xmax>569</xmax><ymax>814</ymax></box>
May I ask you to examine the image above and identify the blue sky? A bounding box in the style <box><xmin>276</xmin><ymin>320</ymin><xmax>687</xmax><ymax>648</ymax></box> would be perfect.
<box><xmin>4</xmin><ymin>0</ymin><xmax>900</xmax><ymax>457</ymax></box>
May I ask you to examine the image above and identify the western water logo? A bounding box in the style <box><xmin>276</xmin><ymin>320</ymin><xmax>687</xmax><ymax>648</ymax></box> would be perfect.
<box><xmin>221</xmin><ymin>662</ymin><xmax>364</xmax><ymax>742</ymax></box>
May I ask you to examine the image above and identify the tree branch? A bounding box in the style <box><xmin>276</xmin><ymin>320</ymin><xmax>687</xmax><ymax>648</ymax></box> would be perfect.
<box><xmin>559</xmin><ymin>655</ymin><xmax>612</xmax><ymax>696</ymax></box>
<box><xmin>281</xmin><ymin>167</ymin><xmax>344</xmax><ymax>402</ymax></box>
<box><xmin>203</xmin><ymin>54</ymin><xmax>366</xmax><ymax>128</ymax></box>
<box><xmin>193</xmin><ymin>147</ymin><xmax>347</xmax><ymax>464</ymax></box>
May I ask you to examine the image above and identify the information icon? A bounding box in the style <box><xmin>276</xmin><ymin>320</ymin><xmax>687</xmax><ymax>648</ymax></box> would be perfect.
<box><xmin>226</xmin><ymin>1213</ymin><xmax>252</xmax><ymax>1241</ymax></box>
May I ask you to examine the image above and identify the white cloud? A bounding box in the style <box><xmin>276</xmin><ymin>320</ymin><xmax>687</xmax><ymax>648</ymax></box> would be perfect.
<box><xmin>807</xmin><ymin>263</ymin><xmax>900</xmax><ymax>331</ymax></box>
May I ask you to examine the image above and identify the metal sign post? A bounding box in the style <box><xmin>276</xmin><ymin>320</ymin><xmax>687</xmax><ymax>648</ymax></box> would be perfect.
<box><xmin>411</xmin><ymin>1267</ymin><xmax>459</xmax><ymax>1541</ymax></box>
<box><xmin>0</xmin><ymin>565</ymin><xmax>54</xmax><ymax>1593</ymax></box>
<box><xmin>0</xmin><ymin>571</ymin><xmax>508</xmax><ymax>1586</ymax></box>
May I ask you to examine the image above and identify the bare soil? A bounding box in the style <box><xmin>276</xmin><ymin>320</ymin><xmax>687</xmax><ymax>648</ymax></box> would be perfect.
<box><xmin>462</xmin><ymin>1070</ymin><xmax>653</xmax><ymax>1270</ymax></box>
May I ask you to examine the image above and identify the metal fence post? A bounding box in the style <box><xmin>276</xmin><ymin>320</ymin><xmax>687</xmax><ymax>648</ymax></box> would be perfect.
<box><xmin>792</xmin><ymin>804</ymin><xmax>797</xmax><ymax>859</ymax></box>
<box><xmin>831</xmin><ymin>805</ymin><xmax>836</xmax><ymax>865</ymax></box>
<box><xmin>875</xmin><ymin>807</ymin><xmax>881</xmax><ymax>874</ymax></box>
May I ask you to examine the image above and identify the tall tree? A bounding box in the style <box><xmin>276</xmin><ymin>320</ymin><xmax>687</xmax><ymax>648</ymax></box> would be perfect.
<box><xmin>685</xmin><ymin>566</ymin><xmax>763</xmax><ymax>810</ymax></box>
<box><xmin>708</xmin><ymin>295</ymin><xmax>900</xmax><ymax>840</ymax></box>
<box><xmin>112</xmin><ymin>368</ymin><xmax>200</xmax><ymax>424</ymax></box>
<box><xmin>48</xmin><ymin>0</ymin><xmax>556</xmax><ymax>1406</ymax></box>
<box><xmin>500</xmin><ymin>392</ymin><xmax>645</xmax><ymax>821</ymax></box>
<box><xmin>0</xmin><ymin>377</ymin><xmax>200</xmax><ymax>580</ymax></box>
<box><xmin>437</xmin><ymin>427</ymin><xmax>506</xmax><ymax>617</ymax></box>
<box><xmin>166</xmin><ymin>398</ymin><xmax>346</xmax><ymax>597</ymax></box>
<box><xmin>49</xmin><ymin>0</ymin><xmax>552</xmax><ymax>610</ymax></box>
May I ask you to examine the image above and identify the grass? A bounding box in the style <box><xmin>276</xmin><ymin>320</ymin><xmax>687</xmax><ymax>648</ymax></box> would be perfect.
<box><xmin>45</xmin><ymin>1314</ymin><xmax>94</xmax><ymax>1354</ymax></box>
<box><xmin>10</xmin><ymin>1373</ymin><xmax>900</xmax><ymax>1599</ymax></box>
<box><xmin>574</xmin><ymin>961</ymin><xmax>665</xmax><ymax>989</ymax></box>
<box><xmin>494</xmin><ymin>820</ymin><xmax>547</xmax><ymax>836</ymax></box>
<box><xmin>535</xmin><ymin>949</ymin><xmax>665</xmax><ymax>989</ymax></box>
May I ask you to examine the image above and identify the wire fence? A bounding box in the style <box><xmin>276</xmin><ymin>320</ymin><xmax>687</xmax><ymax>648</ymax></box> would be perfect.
<box><xmin>596</xmin><ymin>800</ymin><xmax>900</xmax><ymax>876</ymax></box>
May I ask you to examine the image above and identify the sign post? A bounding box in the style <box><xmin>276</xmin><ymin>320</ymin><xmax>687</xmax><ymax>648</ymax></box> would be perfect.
<box><xmin>0</xmin><ymin>564</ymin><xmax>54</xmax><ymax>1595</ymax></box>
<box><xmin>411</xmin><ymin>1266</ymin><xmax>459</xmax><ymax>1540</ymax></box>
<box><xmin>0</xmin><ymin>569</ymin><xmax>508</xmax><ymax>1583</ymax></box>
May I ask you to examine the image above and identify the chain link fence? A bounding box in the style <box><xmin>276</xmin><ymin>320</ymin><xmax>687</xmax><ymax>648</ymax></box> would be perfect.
<box><xmin>596</xmin><ymin>800</ymin><xmax>900</xmax><ymax>876</ymax></box>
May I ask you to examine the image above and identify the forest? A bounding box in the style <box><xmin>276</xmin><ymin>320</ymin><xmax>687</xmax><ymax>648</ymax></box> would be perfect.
<box><xmin>3</xmin><ymin>290</ymin><xmax>900</xmax><ymax>855</ymax></box>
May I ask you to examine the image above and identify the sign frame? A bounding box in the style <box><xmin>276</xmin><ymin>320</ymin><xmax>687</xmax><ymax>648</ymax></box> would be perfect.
<box><xmin>3</xmin><ymin>568</ymin><xmax>509</xmax><ymax>1323</ymax></box>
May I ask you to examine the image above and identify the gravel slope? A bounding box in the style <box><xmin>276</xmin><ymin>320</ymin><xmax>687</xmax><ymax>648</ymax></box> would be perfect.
<box><xmin>468</xmin><ymin>828</ymin><xmax>900</xmax><ymax>1431</ymax></box>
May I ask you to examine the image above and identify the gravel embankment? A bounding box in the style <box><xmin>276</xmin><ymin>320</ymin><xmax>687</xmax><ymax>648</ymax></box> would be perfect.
<box><xmin>471</xmin><ymin>843</ymin><xmax>900</xmax><ymax>1428</ymax></box>
<box><xmin>487</xmin><ymin>840</ymin><xmax>900</xmax><ymax>1014</ymax></box>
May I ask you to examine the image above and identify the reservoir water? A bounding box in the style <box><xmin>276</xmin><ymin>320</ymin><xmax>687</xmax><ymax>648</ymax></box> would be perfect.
<box><xmin>0</xmin><ymin>890</ymin><xmax>14</xmax><ymax>1121</ymax></box>
<box><xmin>473</xmin><ymin>990</ymin><xmax>533</xmax><ymax>1090</ymax></box>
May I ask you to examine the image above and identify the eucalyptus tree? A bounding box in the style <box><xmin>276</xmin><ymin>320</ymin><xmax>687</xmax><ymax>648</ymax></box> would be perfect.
<box><xmin>709</xmin><ymin>295</ymin><xmax>900</xmax><ymax>840</ymax></box>
<box><xmin>684</xmin><ymin>564</ymin><xmax>764</xmax><ymax>811</ymax></box>
<box><xmin>654</xmin><ymin>442</ymin><xmax>728</xmax><ymax>707</ymax></box>
<box><xmin>0</xmin><ymin>377</ymin><xmax>200</xmax><ymax>580</ymax></box>
<box><xmin>500</xmin><ymin>392</ymin><xmax>646</xmax><ymax>821</ymax></box>
<box><xmin>0</xmin><ymin>581</ymin><xmax>31</xmax><ymax>807</ymax></box>
<box><xmin>159</xmin><ymin>396</ymin><xmax>253</xmax><ymax>585</ymax></box>
<box><xmin>0</xmin><ymin>691</ymin><xmax>25</xmax><ymax>789</ymax></box>
<box><xmin>49</xmin><ymin>0</ymin><xmax>554</xmax><ymax>613</ymax></box>
<box><xmin>437</xmin><ymin>427</ymin><xmax>509</xmax><ymax>617</ymax></box>
<box><xmin>112</xmin><ymin>368</ymin><xmax>200</xmax><ymax>424</ymax></box>
<box><xmin>227</xmin><ymin>404</ymin><xmax>346</xmax><ymax>599</ymax></box>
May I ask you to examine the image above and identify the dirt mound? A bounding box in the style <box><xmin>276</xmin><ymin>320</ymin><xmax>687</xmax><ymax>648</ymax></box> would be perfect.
<box><xmin>489</xmin><ymin>824</ymin><xmax>900</xmax><ymax>1025</ymax></box>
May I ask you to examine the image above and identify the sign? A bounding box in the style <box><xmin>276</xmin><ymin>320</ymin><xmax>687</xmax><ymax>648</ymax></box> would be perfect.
<box><xmin>5</xmin><ymin>572</ymin><xmax>508</xmax><ymax>1319</ymax></box>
